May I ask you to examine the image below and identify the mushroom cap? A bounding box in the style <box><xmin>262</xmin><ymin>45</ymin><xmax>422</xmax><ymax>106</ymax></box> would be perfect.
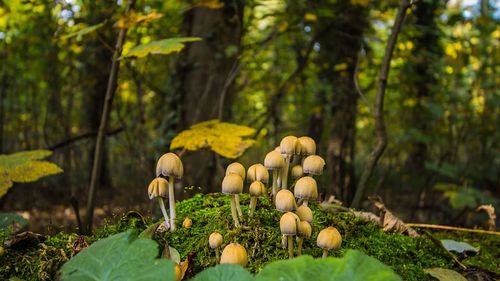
<box><xmin>147</xmin><ymin>178</ymin><xmax>169</xmax><ymax>199</ymax></box>
<box><xmin>298</xmin><ymin>221</ymin><xmax>312</xmax><ymax>238</ymax></box>
<box><xmin>296</xmin><ymin>205</ymin><xmax>313</xmax><ymax>223</ymax></box>
<box><xmin>275</xmin><ymin>189</ymin><xmax>296</xmax><ymax>212</ymax></box>
<box><xmin>156</xmin><ymin>152</ymin><xmax>183</xmax><ymax>179</ymax></box>
<box><xmin>280</xmin><ymin>136</ymin><xmax>301</xmax><ymax>155</ymax></box>
<box><xmin>280</xmin><ymin>212</ymin><xmax>298</xmax><ymax>235</ymax></box>
<box><xmin>220</xmin><ymin>243</ymin><xmax>248</xmax><ymax>267</ymax></box>
<box><xmin>249</xmin><ymin>181</ymin><xmax>266</xmax><ymax>197</ymax></box>
<box><xmin>174</xmin><ymin>263</ymin><xmax>182</xmax><ymax>281</ymax></box>
<box><xmin>291</xmin><ymin>165</ymin><xmax>304</xmax><ymax>180</ymax></box>
<box><xmin>247</xmin><ymin>164</ymin><xmax>269</xmax><ymax>184</ymax></box>
<box><xmin>317</xmin><ymin>227</ymin><xmax>342</xmax><ymax>251</ymax></box>
<box><xmin>209</xmin><ymin>232</ymin><xmax>223</xmax><ymax>249</ymax></box>
<box><xmin>222</xmin><ymin>174</ymin><xmax>243</xmax><ymax>195</ymax></box>
<box><xmin>298</xmin><ymin>136</ymin><xmax>316</xmax><ymax>155</ymax></box>
<box><xmin>294</xmin><ymin>176</ymin><xmax>318</xmax><ymax>200</ymax></box>
<box><xmin>303</xmin><ymin>155</ymin><xmax>326</xmax><ymax>175</ymax></box>
<box><xmin>182</xmin><ymin>217</ymin><xmax>192</xmax><ymax>228</ymax></box>
<box><xmin>264</xmin><ymin>150</ymin><xmax>285</xmax><ymax>170</ymax></box>
<box><xmin>226</xmin><ymin>162</ymin><xmax>246</xmax><ymax>179</ymax></box>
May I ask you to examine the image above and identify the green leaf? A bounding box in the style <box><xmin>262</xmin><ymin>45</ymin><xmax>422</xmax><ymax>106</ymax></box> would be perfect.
<box><xmin>192</xmin><ymin>264</ymin><xmax>253</xmax><ymax>281</ymax></box>
<box><xmin>60</xmin><ymin>230</ymin><xmax>174</xmax><ymax>281</ymax></box>
<box><xmin>255</xmin><ymin>250</ymin><xmax>401</xmax><ymax>281</ymax></box>
<box><xmin>0</xmin><ymin>212</ymin><xmax>28</xmax><ymax>230</ymax></box>
<box><xmin>441</xmin><ymin>239</ymin><xmax>479</xmax><ymax>255</ymax></box>
<box><xmin>121</xmin><ymin>37</ymin><xmax>201</xmax><ymax>59</ymax></box>
<box><xmin>62</xmin><ymin>22</ymin><xmax>106</xmax><ymax>41</ymax></box>
<box><xmin>424</xmin><ymin>268</ymin><xmax>467</xmax><ymax>281</ymax></box>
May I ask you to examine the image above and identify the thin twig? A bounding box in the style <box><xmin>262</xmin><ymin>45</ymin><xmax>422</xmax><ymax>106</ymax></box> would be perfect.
<box><xmin>408</xmin><ymin>223</ymin><xmax>500</xmax><ymax>236</ymax></box>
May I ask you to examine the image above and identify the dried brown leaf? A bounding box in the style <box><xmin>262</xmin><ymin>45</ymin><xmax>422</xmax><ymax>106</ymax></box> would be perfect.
<box><xmin>369</xmin><ymin>196</ymin><xmax>419</xmax><ymax>237</ymax></box>
<box><xmin>475</xmin><ymin>204</ymin><xmax>496</xmax><ymax>231</ymax></box>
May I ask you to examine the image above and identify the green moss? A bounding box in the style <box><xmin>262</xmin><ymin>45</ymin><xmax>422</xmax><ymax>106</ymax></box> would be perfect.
<box><xmin>1</xmin><ymin>193</ymin><xmax>498</xmax><ymax>281</ymax></box>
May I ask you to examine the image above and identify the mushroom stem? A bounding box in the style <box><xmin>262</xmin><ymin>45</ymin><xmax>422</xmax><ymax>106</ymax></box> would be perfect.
<box><xmin>230</xmin><ymin>195</ymin><xmax>240</xmax><ymax>228</ymax></box>
<box><xmin>249</xmin><ymin>196</ymin><xmax>257</xmax><ymax>217</ymax></box>
<box><xmin>235</xmin><ymin>194</ymin><xmax>243</xmax><ymax>220</ymax></box>
<box><xmin>157</xmin><ymin>197</ymin><xmax>170</xmax><ymax>229</ymax></box>
<box><xmin>322</xmin><ymin>249</ymin><xmax>328</xmax><ymax>258</ymax></box>
<box><xmin>303</xmin><ymin>199</ymin><xmax>309</xmax><ymax>207</ymax></box>
<box><xmin>215</xmin><ymin>248</ymin><xmax>220</xmax><ymax>264</ymax></box>
<box><xmin>287</xmin><ymin>235</ymin><xmax>294</xmax><ymax>259</ymax></box>
<box><xmin>168</xmin><ymin>176</ymin><xmax>176</xmax><ymax>231</ymax></box>
<box><xmin>272</xmin><ymin>170</ymin><xmax>279</xmax><ymax>200</ymax></box>
<box><xmin>297</xmin><ymin>237</ymin><xmax>303</xmax><ymax>256</ymax></box>
<box><xmin>281</xmin><ymin>235</ymin><xmax>287</xmax><ymax>248</ymax></box>
<box><xmin>282</xmin><ymin>156</ymin><xmax>291</xmax><ymax>189</ymax></box>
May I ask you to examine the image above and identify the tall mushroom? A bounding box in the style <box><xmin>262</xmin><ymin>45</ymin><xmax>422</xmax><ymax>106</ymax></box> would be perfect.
<box><xmin>317</xmin><ymin>227</ymin><xmax>342</xmax><ymax>258</ymax></box>
<box><xmin>220</xmin><ymin>243</ymin><xmax>248</xmax><ymax>267</ymax></box>
<box><xmin>303</xmin><ymin>155</ymin><xmax>326</xmax><ymax>176</ymax></box>
<box><xmin>225</xmin><ymin>162</ymin><xmax>246</xmax><ymax>220</ymax></box>
<box><xmin>297</xmin><ymin>221</ymin><xmax>312</xmax><ymax>256</ymax></box>
<box><xmin>222</xmin><ymin>173</ymin><xmax>243</xmax><ymax>228</ymax></box>
<box><xmin>209</xmin><ymin>232</ymin><xmax>223</xmax><ymax>263</ymax></box>
<box><xmin>275</xmin><ymin>189</ymin><xmax>297</xmax><ymax>212</ymax></box>
<box><xmin>279</xmin><ymin>136</ymin><xmax>301</xmax><ymax>190</ymax></box>
<box><xmin>264</xmin><ymin>150</ymin><xmax>285</xmax><ymax>199</ymax></box>
<box><xmin>294</xmin><ymin>176</ymin><xmax>318</xmax><ymax>206</ymax></box>
<box><xmin>156</xmin><ymin>152</ymin><xmax>183</xmax><ymax>231</ymax></box>
<box><xmin>247</xmin><ymin>163</ymin><xmax>269</xmax><ymax>184</ymax></box>
<box><xmin>298</xmin><ymin>136</ymin><xmax>316</xmax><ymax>160</ymax></box>
<box><xmin>280</xmin><ymin>212</ymin><xmax>298</xmax><ymax>259</ymax></box>
<box><xmin>147</xmin><ymin>178</ymin><xmax>170</xmax><ymax>229</ymax></box>
<box><xmin>248</xmin><ymin>181</ymin><xmax>265</xmax><ymax>217</ymax></box>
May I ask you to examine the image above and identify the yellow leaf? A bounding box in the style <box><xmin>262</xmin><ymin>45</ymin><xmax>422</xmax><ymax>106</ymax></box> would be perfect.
<box><xmin>121</xmin><ymin>37</ymin><xmax>201</xmax><ymax>59</ymax></box>
<box><xmin>334</xmin><ymin>63</ymin><xmax>348</xmax><ymax>71</ymax></box>
<box><xmin>196</xmin><ymin>0</ymin><xmax>224</xmax><ymax>9</ymax></box>
<box><xmin>304</xmin><ymin>13</ymin><xmax>317</xmax><ymax>22</ymax></box>
<box><xmin>351</xmin><ymin>0</ymin><xmax>371</xmax><ymax>6</ymax></box>
<box><xmin>114</xmin><ymin>11</ymin><xmax>164</xmax><ymax>29</ymax></box>
<box><xmin>170</xmin><ymin>120</ymin><xmax>256</xmax><ymax>159</ymax></box>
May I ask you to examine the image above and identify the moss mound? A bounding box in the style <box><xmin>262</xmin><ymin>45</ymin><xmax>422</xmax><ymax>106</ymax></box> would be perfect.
<box><xmin>1</xmin><ymin>193</ymin><xmax>498</xmax><ymax>281</ymax></box>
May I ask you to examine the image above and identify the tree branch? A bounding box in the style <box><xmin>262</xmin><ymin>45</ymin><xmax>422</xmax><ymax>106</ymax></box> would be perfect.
<box><xmin>48</xmin><ymin>127</ymin><xmax>124</xmax><ymax>151</ymax></box>
<box><xmin>351</xmin><ymin>0</ymin><xmax>412</xmax><ymax>208</ymax></box>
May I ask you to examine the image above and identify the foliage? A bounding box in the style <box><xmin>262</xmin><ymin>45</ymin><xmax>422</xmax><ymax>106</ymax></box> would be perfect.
<box><xmin>170</xmin><ymin>120</ymin><xmax>257</xmax><ymax>159</ymax></box>
<box><xmin>120</xmin><ymin>37</ymin><xmax>201</xmax><ymax>59</ymax></box>
<box><xmin>433</xmin><ymin>183</ymin><xmax>497</xmax><ymax>210</ymax></box>
<box><xmin>191</xmin><ymin>264</ymin><xmax>253</xmax><ymax>281</ymax></box>
<box><xmin>423</xmin><ymin>268</ymin><xmax>467</xmax><ymax>281</ymax></box>
<box><xmin>60</xmin><ymin>230</ymin><xmax>174</xmax><ymax>281</ymax></box>
<box><xmin>114</xmin><ymin>11</ymin><xmax>164</xmax><ymax>29</ymax></box>
<box><xmin>61</xmin><ymin>23</ymin><xmax>106</xmax><ymax>40</ymax></box>
<box><xmin>0</xmin><ymin>213</ymin><xmax>28</xmax><ymax>231</ymax></box>
<box><xmin>0</xmin><ymin>150</ymin><xmax>63</xmax><ymax>197</ymax></box>
<box><xmin>440</xmin><ymin>239</ymin><xmax>478</xmax><ymax>256</ymax></box>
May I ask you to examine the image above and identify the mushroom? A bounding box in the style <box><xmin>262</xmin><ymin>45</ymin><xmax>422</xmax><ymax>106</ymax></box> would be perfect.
<box><xmin>302</xmin><ymin>155</ymin><xmax>325</xmax><ymax>176</ymax></box>
<box><xmin>280</xmin><ymin>212</ymin><xmax>298</xmax><ymax>259</ymax></box>
<box><xmin>264</xmin><ymin>150</ymin><xmax>285</xmax><ymax>199</ymax></box>
<box><xmin>174</xmin><ymin>263</ymin><xmax>182</xmax><ymax>281</ymax></box>
<box><xmin>294</xmin><ymin>176</ymin><xmax>318</xmax><ymax>206</ymax></box>
<box><xmin>298</xmin><ymin>136</ymin><xmax>316</xmax><ymax>158</ymax></box>
<box><xmin>297</xmin><ymin>221</ymin><xmax>312</xmax><ymax>256</ymax></box>
<box><xmin>296</xmin><ymin>205</ymin><xmax>313</xmax><ymax>224</ymax></box>
<box><xmin>247</xmin><ymin>163</ymin><xmax>269</xmax><ymax>184</ymax></box>
<box><xmin>220</xmin><ymin>243</ymin><xmax>248</xmax><ymax>267</ymax></box>
<box><xmin>156</xmin><ymin>152</ymin><xmax>183</xmax><ymax>231</ymax></box>
<box><xmin>291</xmin><ymin>165</ymin><xmax>304</xmax><ymax>181</ymax></box>
<box><xmin>225</xmin><ymin>162</ymin><xmax>246</xmax><ymax>220</ymax></box>
<box><xmin>279</xmin><ymin>136</ymin><xmax>301</xmax><ymax>190</ymax></box>
<box><xmin>317</xmin><ymin>227</ymin><xmax>342</xmax><ymax>258</ymax></box>
<box><xmin>209</xmin><ymin>232</ymin><xmax>223</xmax><ymax>263</ymax></box>
<box><xmin>222</xmin><ymin>173</ymin><xmax>243</xmax><ymax>228</ymax></box>
<box><xmin>275</xmin><ymin>189</ymin><xmax>297</xmax><ymax>212</ymax></box>
<box><xmin>147</xmin><ymin>178</ymin><xmax>170</xmax><ymax>229</ymax></box>
<box><xmin>182</xmin><ymin>217</ymin><xmax>192</xmax><ymax>228</ymax></box>
<box><xmin>248</xmin><ymin>181</ymin><xmax>265</xmax><ymax>217</ymax></box>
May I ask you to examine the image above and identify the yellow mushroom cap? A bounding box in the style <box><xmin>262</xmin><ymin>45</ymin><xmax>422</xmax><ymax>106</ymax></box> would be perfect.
<box><xmin>247</xmin><ymin>164</ymin><xmax>269</xmax><ymax>184</ymax></box>
<box><xmin>220</xmin><ymin>243</ymin><xmax>248</xmax><ymax>267</ymax></box>
<box><xmin>249</xmin><ymin>181</ymin><xmax>266</xmax><ymax>197</ymax></box>
<box><xmin>291</xmin><ymin>165</ymin><xmax>304</xmax><ymax>180</ymax></box>
<box><xmin>280</xmin><ymin>136</ymin><xmax>301</xmax><ymax>155</ymax></box>
<box><xmin>298</xmin><ymin>136</ymin><xmax>316</xmax><ymax>155</ymax></box>
<box><xmin>296</xmin><ymin>205</ymin><xmax>313</xmax><ymax>223</ymax></box>
<box><xmin>303</xmin><ymin>155</ymin><xmax>326</xmax><ymax>176</ymax></box>
<box><xmin>182</xmin><ymin>217</ymin><xmax>193</xmax><ymax>228</ymax></box>
<box><xmin>264</xmin><ymin>150</ymin><xmax>285</xmax><ymax>170</ymax></box>
<box><xmin>174</xmin><ymin>263</ymin><xmax>182</xmax><ymax>281</ymax></box>
<box><xmin>317</xmin><ymin>227</ymin><xmax>342</xmax><ymax>251</ymax></box>
<box><xmin>156</xmin><ymin>152</ymin><xmax>183</xmax><ymax>179</ymax></box>
<box><xmin>147</xmin><ymin>178</ymin><xmax>169</xmax><ymax>199</ymax></box>
<box><xmin>226</xmin><ymin>162</ymin><xmax>246</xmax><ymax>179</ymax></box>
<box><xmin>276</xmin><ymin>189</ymin><xmax>297</xmax><ymax>212</ymax></box>
<box><xmin>298</xmin><ymin>221</ymin><xmax>312</xmax><ymax>239</ymax></box>
<box><xmin>280</xmin><ymin>212</ymin><xmax>298</xmax><ymax>235</ymax></box>
<box><xmin>222</xmin><ymin>174</ymin><xmax>243</xmax><ymax>195</ymax></box>
<box><xmin>294</xmin><ymin>176</ymin><xmax>318</xmax><ymax>201</ymax></box>
<box><xmin>209</xmin><ymin>232</ymin><xmax>223</xmax><ymax>249</ymax></box>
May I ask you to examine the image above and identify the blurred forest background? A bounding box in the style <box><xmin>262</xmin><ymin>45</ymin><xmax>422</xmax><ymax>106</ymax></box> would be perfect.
<box><xmin>0</xmin><ymin>0</ymin><xmax>498</xmax><ymax>234</ymax></box>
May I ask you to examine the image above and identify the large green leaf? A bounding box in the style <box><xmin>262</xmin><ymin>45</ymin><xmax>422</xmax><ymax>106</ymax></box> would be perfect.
<box><xmin>255</xmin><ymin>250</ymin><xmax>401</xmax><ymax>281</ymax></box>
<box><xmin>0</xmin><ymin>150</ymin><xmax>63</xmax><ymax>197</ymax></box>
<box><xmin>60</xmin><ymin>230</ymin><xmax>174</xmax><ymax>281</ymax></box>
<box><xmin>192</xmin><ymin>264</ymin><xmax>253</xmax><ymax>281</ymax></box>
<box><xmin>121</xmin><ymin>37</ymin><xmax>201</xmax><ymax>59</ymax></box>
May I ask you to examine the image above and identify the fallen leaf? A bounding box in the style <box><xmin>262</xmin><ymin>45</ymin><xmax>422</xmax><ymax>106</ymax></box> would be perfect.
<box><xmin>424</xmin><ymin>268</ymin><xmax>467</xmax><ymax>281</ymax></box>
<box><xmin>475</xmin><ymin>204</ymin><xmax>496</xmax><ymax>231</ymax></box>
<box><xmin>72</xmin><ymin>235</ymin><xmax>88</xmax><ymax>255</ymax></box>
<box><xmin>441</xmin><ymin>239</ymin><xmax>479</xmax><ymax>259</ymax></box>
<box><xmin>369</xmin><ymin>196</ymin><xmax>419</xmax><ymax>237</ymax></box>
<box><xmin>4</xmin><ymin>231</ymin><xmax>46</xmax><ymax>250</ymax></box>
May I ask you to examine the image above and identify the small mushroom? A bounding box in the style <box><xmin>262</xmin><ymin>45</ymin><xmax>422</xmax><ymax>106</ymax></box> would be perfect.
<box><xmin>220</xmin><ymin>243</ymin><xmax>248</xmax><ymax>267</ymax></box>
<box><xmin>298</xmin><ymin>136</ymin><xmax>316</xmax><ymax>157</ymax></box>
<box><xmin>156</xmin><ymin>152</ymin><xmax>183</xmax><ymax>231</ymax></box>
<box><xmin>209</xmin><ymin>232</ymin><xmax>223</xmax><ymax>263</ymax></box>
<box><xmin>147</xmin><ymin>178</ymin><xmax>170</xmax><ymax>229</ymax></box>
<box><xmin>294</xmin><ymin>176</ymin><xmax>318</xmax><ymax>206</ymax></box>
<box><xmin>225</xmin><ymin>162</ymin><xmax>246</xmax><ymax>220</ymax></box>
<box><xmin>248</xmin><ymin>181</ymin><xmax>265</xmax><ymax>217</ymax></box>
<box><xmin>279</xmin><ymin>136</ymin><xmax>301</xmax><ymax>190</ymax></box>
<box><xmin>296</xmin><ymin>205</ymin><xmax>313</xmax><ymax>224</ymax></box>
<box><xmin>264</xmin><ymin>150</ymin><xmax>285</xmax><ymax>199</ymax></box>
<box><xmin>280</xmin><ymin>212</ymin><xmax>298</xmax><ymax>259</ymax></box>
<box><xmin>275</xmin><ymin>189</ymin><xmax>297</xmax><ymax>212</ymax></box>
<box><xmin>297</xmin><ymin>221</ymin><xmax>312</xmax><ymax>256</ymax></box>
<box><xmin>291</xmin><ymin>165</ymin><xmax>304</xmax><ymax>181</ymax></box>
<box><xmin>222</xmin><ymin>174</ymin><xmax>243</xmax><ymax>228</ymax></box>
<box><xmin>303</xmin><ymin>155</ymin><xmax>326</xmax><ymax>176</ymax></box>
<box><xmin>317</xmin><ymin>227</ymin><xmax>342</xmax><ymax>258</ymax></box>
<box><xmin>247</xmin><ymin>164</ymin><xmax>269</xmax><ymax>184</ymax></box>
<box><xmin>182</xmin><ymin>217</ymin><xmax>192</xmax><ymax>228</ymax></box>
